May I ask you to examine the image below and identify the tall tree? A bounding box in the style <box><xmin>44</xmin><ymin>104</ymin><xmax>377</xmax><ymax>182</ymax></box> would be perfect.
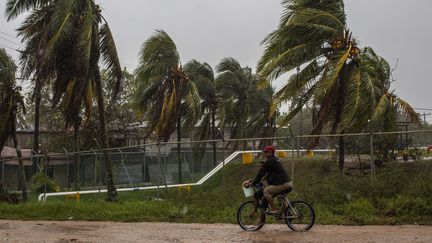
<box><xmin>184</xmin><ymin>60</ymin><xmax>218</xmax><ymax>167</ymax></box>
<box><xmin>0</xmin><ymin>48</ymin><xmax>27</xmax><ymax>201</ymax></box>
<box><xmin>247</xmin><ymin>80</ymin><xmax>278</xmax><ymax>148</ymax></box>
<box><xmin>215</xmin><ymin>58</ymin><xmax>264</xmax><ymax>149</ymax></box>
<box><xmin>6</xmin><ymin>0</ymin><xmax>57</xmax><ymax>174</ymax></box>
<box><xmin>134</xmin><ymin>30</ymin><xmax>201</xmax><ymax>183</ymax></box>
<box><xmin>6</xmin><ymin>0</ymin><xmax>123</xmax><ymax>201</ymax></box>
<box><xmin>257</xmin><ymin>0</ymin><xmax>401</xmax><ymax>170</ymax></box>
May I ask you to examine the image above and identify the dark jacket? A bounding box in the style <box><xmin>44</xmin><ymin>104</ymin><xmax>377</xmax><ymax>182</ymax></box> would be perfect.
<box><xmin>252</xmin><ymin>156</ymin><xmax>290</xmax><ymax>186</ymax></box>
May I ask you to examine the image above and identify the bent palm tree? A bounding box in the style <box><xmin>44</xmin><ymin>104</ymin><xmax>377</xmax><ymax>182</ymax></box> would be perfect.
<box><xmin>184</xmin><ymin>60</ymin><xmax>218</xmax><ymax>167</ymax></box>
<box><xmin>6</xmin><ymin>0</ymin><xmax>123</xmax><ymax>201</ymax></box>
<box><xmin>0</xmin><ymin>48</ymin><xmax>27</xmax><ymax>202</ymax></box>
<box><xmin>215</xmin><ymin>58</ymin><xmax>267</xmax><ymax>149</ymax></box>
<box><xmin>363</xmin><ymin>47</ymin><xmax>419</xmax><ymax>127</ymax></box>
<box><xmin>247</xmin><ymin>80</ymin><xmax>278</xmax><ymax>148</ymax></box>
<box><xmin>258</xmin><ymin>0</ymin><xmax>399</xmax><ymax>170</ymax></box>
<box><xmin>135</xmin><ymin>30</ymin><xmax>201</xmax><ymax>183</ymax></box>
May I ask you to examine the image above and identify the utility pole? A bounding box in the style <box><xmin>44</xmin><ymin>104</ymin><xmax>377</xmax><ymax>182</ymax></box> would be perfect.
<box><xmin>422</xmin><ymin>112</ymin><xmax>431</xmax><ymax>124</ymax></box>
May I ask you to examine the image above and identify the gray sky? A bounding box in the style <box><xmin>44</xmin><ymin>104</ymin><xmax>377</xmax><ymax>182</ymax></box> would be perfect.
<box><xmin>1</xmin><ymin>0</ymin><xmax>431</xmax><ymax>121</ymax></box>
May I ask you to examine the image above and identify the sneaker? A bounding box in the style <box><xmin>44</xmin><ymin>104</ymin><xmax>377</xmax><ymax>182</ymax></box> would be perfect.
<box><xmin>265</xmin><ymin>208</ymin><xmax>279</xmax><ymax>215</ymax></box>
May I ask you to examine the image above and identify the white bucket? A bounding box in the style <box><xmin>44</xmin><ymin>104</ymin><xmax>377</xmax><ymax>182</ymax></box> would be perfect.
<box><xmin>242</xmin><ymin>186</ymin><xmax>254</xmax><ymax>197</ymax></box>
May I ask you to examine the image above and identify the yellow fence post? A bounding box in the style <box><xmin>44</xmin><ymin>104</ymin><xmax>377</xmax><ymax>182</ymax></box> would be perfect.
<box><xmin>277</xmin><ymin>151</ymin><xmax>287</xmax><ymax>158</ymax></box>
<box><xmin>242</xmin><ymin>153</ymin><xmax>253</xmax><ymax>165</ymax></box>
<box><xmin>65</xmin><ymin>192</ymin><xmax>80</xmax><ymax>203</ymax></box>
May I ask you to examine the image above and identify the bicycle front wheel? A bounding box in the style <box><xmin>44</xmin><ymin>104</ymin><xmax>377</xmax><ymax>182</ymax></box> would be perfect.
<box><xmin>285</xmin><ymin>200</ymin><xmax>315</xmax><ymax>231</ymax></box>
<box><xmin>237</xmin><ymin>201</ymin><xmax>265</xmax><ymax>231</ymax></box>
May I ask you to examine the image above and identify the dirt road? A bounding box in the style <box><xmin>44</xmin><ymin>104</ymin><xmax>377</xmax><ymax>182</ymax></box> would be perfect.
<box><xmin>0</xmin><ymin>220</ymin><xmax>430</xmax><ymax>242</ymax></box>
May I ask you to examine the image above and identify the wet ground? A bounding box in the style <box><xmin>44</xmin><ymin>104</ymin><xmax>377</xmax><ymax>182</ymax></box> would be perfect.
<box><xmin>0</xmin><ymin>220</ymin><xmax>431</xmax><ymax>242</ymax></box>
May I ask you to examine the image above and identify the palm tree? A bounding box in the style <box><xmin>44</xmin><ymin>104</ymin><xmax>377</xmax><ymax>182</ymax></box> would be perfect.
<box><xmin>247</xmin><ymin>80</ymin><xmax>278</xmax><ymax>148</ymax></box>
<box><xmin>6</xmin><ymin>0</ymin><xmax>123</xmax><ymax>201</ymax></box>
<box><xmin>258</xmin><ymin>0</ymin><xmax>393</xmax><ymax>170</ymax></box>
<box><xmin>356</xmin><ymin>47</ymin><xmax>419</xmax><ymax>129</ymax></box>
<box><xmin>134</xmin><ymin>30</ymin><xmax>201</xmax><ymax>183</ymax></box>
<box><xmin>0</xmin><ymin>48</ymin><xmax>27</xmax><ymax>201</ymax></box>
<box><xmin>6</xmin><ymin>0</ymin><xmax>59</xmax><ymax>174</ymax></box>
<box><xmin>215</xmin><ymin>58</ymin><xmax>264</xmax><ymax>149</ymax></box>
<box><xmin>364</xmin><ymin>47</ymin><xmax>420</xmax><ymax>159</ymax></box>
<box><xmin>183</xmin><ymin>60</ymin><xmax>218</xmax><ymax>167</ymax></box>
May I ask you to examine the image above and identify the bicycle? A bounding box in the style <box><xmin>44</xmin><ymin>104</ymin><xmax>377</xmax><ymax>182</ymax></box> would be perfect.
<box><xmin>237</xmin><ymin>185</ymin><xmax>315</xmax><ymax>231</ymax></box>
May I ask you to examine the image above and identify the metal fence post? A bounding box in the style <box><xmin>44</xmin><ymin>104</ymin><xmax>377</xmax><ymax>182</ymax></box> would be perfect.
<box><xmin>370</xmin><ymin>130</ymin><xmax>374</xmax><ymax>182</ymax></box>
<box><xmin>98</xmin><ymin>151</ymin><xmax>102</xmax><ymax>192</ymax></box>
<box><xmin>1</xmin><ymin>156</ymin><xmax>4</xmax><ymax>182</ymax></box>
<box><xmin>91</xmin><ymin>149</ymin><xmax>97</xmax><ymax>186</ymax></box>
<box><xmin>43</xmin><ymin>152</ymin><xmax>48</xmax><ymax>202</ymax></box>
<box><xmin>222</xmin><ymin>138</ymin><xmax>225</xmax><ymax>190</ymax></box>
<box><xmin>93</xmin><ymin>139</ymin><xmax>103</xmax><ymax>192</ymax></box>
<box><xmin>296</xmin><ymin>136</ymin><xmax>300</xmax><ymax>157</ymax></box>
<box><xmin>291</xmin><ymin>136</ymin><xmax>295</xmax><ymax>183</ymax></box>
<box><xmin>156</xmin><ymin>141</ymin><xmax>168</xmax><ymax>197</ymax></box>
<box><xmin>62</xmin><ymin>148</ymin><xmax>69</xmax><ymax>191</ymax></box>
<box><xmin>118</xmin><ymin>148</ymin><xmax>133</xmax><ymax>187</ymax></box>
<box><xmin>138</xmin><ymin>148</ymin><xmax>146</xmax><ymax>184</ymax></box>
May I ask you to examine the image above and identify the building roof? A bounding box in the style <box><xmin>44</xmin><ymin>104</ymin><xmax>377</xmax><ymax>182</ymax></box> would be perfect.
<box><xmin>1</xmin><ymin>146</ymin><xmax>70</xmax><ymax>166</ymax></box>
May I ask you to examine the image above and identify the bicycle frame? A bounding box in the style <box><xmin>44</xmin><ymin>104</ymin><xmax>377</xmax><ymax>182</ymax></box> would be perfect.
<box><xmin>262</xmin><ymin>194</ymin><xmax>298</xmax><ymax>220</ymax></box>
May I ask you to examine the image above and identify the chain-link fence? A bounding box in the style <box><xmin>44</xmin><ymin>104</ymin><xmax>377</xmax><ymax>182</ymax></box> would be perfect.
<box><xmin>1</xmin><ymin>130</ymin><xmax>432</xmax><ymax>195</ymax></box>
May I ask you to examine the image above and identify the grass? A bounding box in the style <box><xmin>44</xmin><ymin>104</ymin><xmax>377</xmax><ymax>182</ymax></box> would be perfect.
<box><xmin>1</xmin><ymin>157</ymin><xmax>432</xmax><ymax>225</ymax></box>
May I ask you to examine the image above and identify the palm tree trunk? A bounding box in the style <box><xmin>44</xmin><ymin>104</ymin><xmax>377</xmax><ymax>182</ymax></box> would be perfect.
<box><xmin>0</xmin><ymin>179</ymin><xmax>18</xmax><ymax>204</ymax></box>
<box><xmin>211</xmin><ymin>107</ymin><xmax>217</xmax><ymax>167</ymax></box>
<box><xmin>177</xmin><ymin>114</ymin><xmax>182</xmax><ymax>184</ymax></box>
<box><xmin>12</xmin><ymin>132</ymin><xmax>27</xmax><ymax>202</ymax></box>
<box><xmin>32</xmin><ymin>83</ymin><xmax>41</xmax><ymax>175</ymax></box>
<box><xmin>338</xmin><ymin>135</ymin><xmax>345</xmax><ymax>173</ymax></box>
<box><xmin>95</xmin><ymin>71</ymin><xmax>117</xmax><ymax>201</ymax></box>
<box><xmin>73</xmin><ymin>119</ymin><xmax>80</xmax><ymax>191</ymax></box>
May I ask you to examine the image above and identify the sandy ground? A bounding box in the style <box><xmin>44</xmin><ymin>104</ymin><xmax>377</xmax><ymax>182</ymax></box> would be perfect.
<box><xmin>0</xmin><ymin>220</ymin><xmax>431</xmax><ymax>243</ymax></box>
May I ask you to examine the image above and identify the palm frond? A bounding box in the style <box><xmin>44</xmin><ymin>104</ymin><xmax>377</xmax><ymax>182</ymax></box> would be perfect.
<box><xmin>215</xmin><ymin>70</ymin><xmax>241</xmax><ymax>98</ymax></box>
<box><xmin>274</xmin><ymin>60</ymin><xmax>322</xmax><ymax>101</ymax></box>
<box><xmin>337</xmin><ymin>61</ymin><xmax>361</xmax><ymax>132</ymax></box>
<box><xmin>278</xmin><ymin>83</ymin><xmax>317</xmax><ymax>127</ymax></box>
<box><xmin>396</xmin><ymin>97</ymin><xmax>420</xmax><ymax>124</ymax></box>
<box><xmin>182</xmin><ymin>81</ymin><xmax>202</xmax><ymax>129</ymax></box>
<box><xmin>137</xmin><ymin>29</ymin><xmax>179</xmax><ymax>80</ymax></box>
<box><xmin>215</xmin><ymin>57</ymin><xmax>242</xmax><ymax>74</ymax></box>
<box><xmin>45</xmin><ymin>0</ymin><xmax>76</xmax><ymax>57</ymax></box>
<box><xmin>5</xmin><ymin>0</ymin><xmax>50</xmax><ymax>21</ymax></box>
<box><xmin>259</xmin><ymin>43</ymin><xmax>320</xmax><ymax>80</ymax></box>
<box><xmin>100</xmin><ymin>22</ymin><xmax>122</xmax><ymax>101</ymax></box>
<box><xmin>315</xmin><ymin>46</ymin><xmax>352</xmax><ymax>101</ymax></box>
<box><xmin>371</xmin><ymin>93</ymin><xmax>390</xmax><ymax>122</ymax></box>
<box><xmin>287</xmin><ymin>7</ymin><xmax>345</xmax><ymax>31</ymax></box>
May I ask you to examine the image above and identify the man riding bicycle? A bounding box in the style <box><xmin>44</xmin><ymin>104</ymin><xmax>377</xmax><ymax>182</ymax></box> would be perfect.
<box><xmin>245</xmin><ymin>145</ymin><xmax>293</xmax><ymax>214</ymax></box>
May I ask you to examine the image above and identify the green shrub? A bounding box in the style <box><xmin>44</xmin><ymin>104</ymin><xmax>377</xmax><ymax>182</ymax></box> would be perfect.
<box><xmin>31</xmin><ymin>173</ymin><xmax>60</xmax><ymax>193</ymax></box>
<box><xmin>336</xmin><ymin>198</ymin><xmax>377</xmax><ymax>224</ymax></box>
<box><xmin>384</xmin><ymin>195</ymin><xmax>432</xmax><ymax>216</ymax></box>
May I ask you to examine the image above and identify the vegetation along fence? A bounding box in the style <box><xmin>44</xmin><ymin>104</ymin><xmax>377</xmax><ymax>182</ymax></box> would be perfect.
<box><xmin>1</xmin><ymin>130</ymin><xmax>431</xmax><ymax>199</ymax></box>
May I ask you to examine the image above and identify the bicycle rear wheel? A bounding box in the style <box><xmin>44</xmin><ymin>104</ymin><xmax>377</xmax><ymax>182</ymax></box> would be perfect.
<box><xmin>285</xmin><ymin>200</ymin><xmax>315</xmax><ymax>231</ymax></box>
<box><xmin>237</xmin><ymin>201</ymin><xmax>265</xmax><ymax>231</ymax></box>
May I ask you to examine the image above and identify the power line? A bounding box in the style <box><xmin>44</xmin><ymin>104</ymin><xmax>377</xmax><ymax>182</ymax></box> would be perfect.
<box><xmin>413</xmin><ymin>108</ymin><xmax>432</xmax><ymax>111</ymax></box>
<box><xmin>0</xmin><ymin>31</ymin><xmax>20</xmax><ymax>40</ymax></box>
<box><xmin>0</xmin><ymin>36</ymin><xmax>22</xmax><ymax>46</ymax></box>
<box><xmin>0</xmin><ymin>43</ymin><xmax>21</xmax><ymax>52</ymax></box>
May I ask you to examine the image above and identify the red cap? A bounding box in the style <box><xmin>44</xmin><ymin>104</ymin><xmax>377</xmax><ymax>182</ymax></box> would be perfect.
<box><xmin>262</xmin><ymin>145</ymin><xmax>275</xmax><ymax>154</ymax></box>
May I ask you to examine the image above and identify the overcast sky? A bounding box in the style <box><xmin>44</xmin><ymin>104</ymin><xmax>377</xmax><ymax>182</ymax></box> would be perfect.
<box><xmin>1</xmin><ymin>0</ymin><xmax>431</xmax><ymax>121</ymax></box>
